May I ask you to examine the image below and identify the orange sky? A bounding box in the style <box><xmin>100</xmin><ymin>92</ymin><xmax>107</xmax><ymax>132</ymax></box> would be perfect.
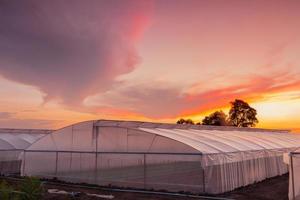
<box><xmin>0</xmin><ymin>0</ymin><xmax>300</xmax><ymax>132</ymax></box>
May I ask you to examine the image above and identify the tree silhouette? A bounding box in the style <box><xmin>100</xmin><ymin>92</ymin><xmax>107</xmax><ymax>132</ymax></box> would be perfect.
<box><xmin>228</xmin><ymin>99</ymin><xmax>258</xmax><ymax>127</ymax></box>
<box><xmin>176</xmin><ymin>118</ymin><xmax>195</xmax><ymax>125</ymax></box>
<box><xmin>202</xmin><ymin>110</ymin><xmax>228</xmax><ymax>126</ymax></box>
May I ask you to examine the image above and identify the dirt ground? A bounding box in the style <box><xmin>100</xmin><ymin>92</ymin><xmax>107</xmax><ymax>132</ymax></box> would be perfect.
<box><xmin>223</xmin><ymin>174</ymin><xmax>289</xmax><ymax>200</ymax></box>
<box><xmin>1</xmin><ymin>174</ymin><xmax>289</xmax><ymax>200</ymax></box>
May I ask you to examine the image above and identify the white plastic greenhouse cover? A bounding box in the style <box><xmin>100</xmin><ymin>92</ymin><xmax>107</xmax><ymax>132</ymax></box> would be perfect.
<box><xmin>23</xmin><ymin>120</ymin><xmax>300</xmax><ymax>194</ymax></box>
<box><xmin>26</xmin><ymin>120</ymin><xmax>300</xmax><ymax>155</ymax></box>
<box><xmin>0</xmin><ymin>128</ymin><xmax>51</xmax><ymax>150</ymax></box>
<box><xmin>289</xmin><ymin>148</ymin><xmax>300</xmax><ymax>200</ymax></box>
<box><xmin>0</xmin><ymin>128</ymin><xmax>51</xmax><ymax>175</ymax></box>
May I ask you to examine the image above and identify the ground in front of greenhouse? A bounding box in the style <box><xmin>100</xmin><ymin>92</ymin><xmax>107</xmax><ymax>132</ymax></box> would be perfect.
<box><xmin>1</xmin><ymin>174</ymin><xmax>289</xmax><ymax>200</ymax></box>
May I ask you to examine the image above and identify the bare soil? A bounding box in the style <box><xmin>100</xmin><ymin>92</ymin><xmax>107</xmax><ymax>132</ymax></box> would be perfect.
<box><xmin>223</xmin><ymin>174</ymin><xmax>289</xmax><ymax>200</ymax></box>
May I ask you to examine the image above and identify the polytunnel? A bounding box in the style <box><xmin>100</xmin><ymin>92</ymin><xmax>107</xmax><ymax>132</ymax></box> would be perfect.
<box><xmin>0</xmin><ymin>128</ymin><xmax>50</xmax><ymax>174</ymax></box>
<box><xmin>22</xmin><ymin>120</ymin><xmax>300</xmax><ymax>194</ymax></box>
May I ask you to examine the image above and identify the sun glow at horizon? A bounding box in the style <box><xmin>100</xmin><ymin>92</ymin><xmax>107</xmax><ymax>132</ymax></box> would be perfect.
<box><xmin>179</xmin><ymin>92</ymin><xmax>300</xmax><ymax>132</ymax></box>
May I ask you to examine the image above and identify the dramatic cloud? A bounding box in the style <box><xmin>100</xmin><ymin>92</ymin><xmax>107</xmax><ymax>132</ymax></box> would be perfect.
<box><xmin>0</xmin><ymin>0</ymin><xmax>152</xmax><ymax>106</ymax></box>
<box><xmin>85</xmin><ymin>67</ymin><xmax>300</xmax><ymax>119</ymax></box>
<box><xmin>85</xmin><ymin>83</ymin><xmax>187</xmax><ymax>118</ymax></box>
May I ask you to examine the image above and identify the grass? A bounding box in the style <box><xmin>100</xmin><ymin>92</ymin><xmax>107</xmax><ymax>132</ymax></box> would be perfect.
<box><xmin>0</xmin><ymin>177</ymin><xmax>43</xmax><ymax>200</ymax></box>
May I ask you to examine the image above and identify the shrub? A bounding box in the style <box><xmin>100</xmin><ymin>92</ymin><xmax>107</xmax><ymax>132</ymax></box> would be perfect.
<box><xmin>0</xmin><ymin>180</ymin><xmax>19</xmax><ymax>200</ymax></box>
<box><xmin>19</xmin><ymin>177</ymin><xmax>43</xmax><ymax>200</ymax></box>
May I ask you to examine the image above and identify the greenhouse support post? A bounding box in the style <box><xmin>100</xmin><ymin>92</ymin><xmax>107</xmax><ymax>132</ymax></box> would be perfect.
<box><xmin>22</xmin><ymin>150</ymin><xmax>26</xmax><ymax>176</ymax></box>
<box><xmin>143</xmin><ymin>153</ymin><xmax>146</xmax><ymax>189</ymax></box>
<box><xmin>291</xmin><ymin>153</ymin><xmax>295</xmax><ymax>200</ymax></box>
<box><xmin>202</xmin><ymin>166</ymin><xmax>206</xmax><ymax>193</ymax></box>
<box><xmin>55</xmin><ymin>151</ymin><xmax>58</xmax><ymax>175</ymax></box>
<box><xmin>95</xmin><ymin>125</ymin><xmax>99</xmax><ymax>182</ymax></box>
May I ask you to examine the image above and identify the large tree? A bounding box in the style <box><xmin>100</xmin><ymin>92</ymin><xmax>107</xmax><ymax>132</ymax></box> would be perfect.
<box><xmin>176</xmin><ymin>118</ymin><xmax>195</xmax><ymax>125</ymax></box>
<box><xmin>202</xmin><ymin>110</ymin><xmax>228</xmax><ymax>126</ymax></box>
<box><xmin>228</xmin><ymin>99</ymin><xmax>258</xmax><ymax>127</ymax></box>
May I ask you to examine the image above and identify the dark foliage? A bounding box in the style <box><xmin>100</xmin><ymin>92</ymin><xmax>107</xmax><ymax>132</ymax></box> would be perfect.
<box><xmin>202</xmin><ymin>110</ymin><xmax>228</xmax><ymax>126</ymax></box>
<box><xmin>228</xmin><ymin>99</ymin><xmax>258</xmax><ymax>127</ymax></box>
<box><xmin>176</xmin><ymin>118</ymin><xmax>195</xmax><ymax>125</ymax></box>
<box><xmin>19</xmin><ymin>177</ymin><xmax>43</xmax><ymax>200</ymax></box>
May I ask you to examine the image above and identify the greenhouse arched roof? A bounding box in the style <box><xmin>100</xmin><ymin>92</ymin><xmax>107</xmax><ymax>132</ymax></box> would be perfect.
<box><xmin>26</xmin><ymin>120</ymin><xmax>300</xmax><ymax>154</ymax></box>
<box><xmin>0</xmin><ymin>128</ymin><xmax>52</xmax><ymax>150</ymax></box>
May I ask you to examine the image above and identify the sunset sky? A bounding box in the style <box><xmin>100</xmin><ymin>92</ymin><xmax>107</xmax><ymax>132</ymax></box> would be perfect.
<box><xmin>0</xmin><ymin>0</ymin><xmax>300</xmax><ymax>131</ymax></box>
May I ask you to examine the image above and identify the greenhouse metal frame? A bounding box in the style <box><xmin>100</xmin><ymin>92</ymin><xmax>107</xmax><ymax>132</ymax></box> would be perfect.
<box><xmin>15</xmin><ymin>120</ymin><xmax>300</xmax><ymax>194</ymax></box>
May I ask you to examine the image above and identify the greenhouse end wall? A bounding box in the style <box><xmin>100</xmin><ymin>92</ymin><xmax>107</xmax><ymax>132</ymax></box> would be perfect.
<box><xmin>23</xmin><ymin>151</ymin><xmax>205</xmax><ymax>192</ymax></box>
<box><xmin>0</xmin><ymin>150</ymin><xmax>23</xmax><ymax>175</ymax></box>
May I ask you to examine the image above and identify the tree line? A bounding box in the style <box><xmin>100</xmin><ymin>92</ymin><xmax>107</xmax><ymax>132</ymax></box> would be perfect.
<box><xmin>177</xmin><ymin>99</ymin><xmax>258</xmax><ymax>127</ymax></box>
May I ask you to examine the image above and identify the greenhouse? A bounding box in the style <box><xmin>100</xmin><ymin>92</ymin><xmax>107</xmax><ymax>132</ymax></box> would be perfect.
<box><xmin>19</xmin><ymin>120</ymin><xmax>300</xmax><ymax>194</ymax></box>
<box><xmin>0</xmin><ymin>128</ymin><xmax>50</xmax><ymax>174</ymax></box>
<box><xmin>288</xmin><ymin>148</ymin><xmax>300</xmax><ymax>200</ymax></box>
